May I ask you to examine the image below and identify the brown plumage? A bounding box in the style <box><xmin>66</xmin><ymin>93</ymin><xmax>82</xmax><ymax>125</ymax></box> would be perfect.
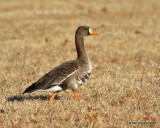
<box><xmin>22</xmin><ymin>26</ymin><xmax>98</xmax><ymax>102</ymax></box>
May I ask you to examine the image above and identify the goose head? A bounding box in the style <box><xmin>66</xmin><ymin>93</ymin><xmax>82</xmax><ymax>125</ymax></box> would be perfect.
<box><xmin>76</xmin><ymin>26</ymin><xmax>98</xmax><ymax>37</ymax></box>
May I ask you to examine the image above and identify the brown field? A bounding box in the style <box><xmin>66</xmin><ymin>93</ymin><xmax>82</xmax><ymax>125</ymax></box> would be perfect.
<box><xmin>0</xmin><ymin>0</ymin><xmax>160</xmax><ymax>128</ymax></box>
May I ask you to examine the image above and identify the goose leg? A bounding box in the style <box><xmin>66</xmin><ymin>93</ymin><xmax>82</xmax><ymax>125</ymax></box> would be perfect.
<box><xmin>50</xmin><ymin>92</ymin><xmax>57</xmax><ymax>103</ymax></box>
<box><xmin>74</xmin><ymin>92</ymin><xmax>83</xmax><ymax>101</ymax></box>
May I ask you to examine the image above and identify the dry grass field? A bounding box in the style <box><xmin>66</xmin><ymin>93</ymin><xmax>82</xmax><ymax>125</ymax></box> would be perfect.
<box><xmin>0</xmin><ymin>0</ymin><xmax>160</xmax><ymax>127</ymax></box>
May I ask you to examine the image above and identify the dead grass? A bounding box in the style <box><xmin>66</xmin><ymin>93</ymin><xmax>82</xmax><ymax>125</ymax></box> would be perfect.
<box><xmin>0</xmin><ymin>0</ymin><xmax>160</xmax><ymax>128</ymax></box>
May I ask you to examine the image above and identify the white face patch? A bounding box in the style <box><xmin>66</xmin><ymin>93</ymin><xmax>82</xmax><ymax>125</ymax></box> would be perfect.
<box><xmin>89</xmin><ymin>28</ymin><xmax>92</xmax><ymax>34</ymax></box>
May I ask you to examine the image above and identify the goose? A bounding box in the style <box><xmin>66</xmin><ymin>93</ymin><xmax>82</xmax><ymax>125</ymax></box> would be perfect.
<box><xmin>22</xmin><ymin>26</ymin><xmax>98</xmax><ymax>102</ymax></box>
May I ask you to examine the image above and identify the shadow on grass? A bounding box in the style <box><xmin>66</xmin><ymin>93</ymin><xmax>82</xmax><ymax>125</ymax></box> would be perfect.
<box><xmin>7</xmin><ymin>95</ymin><xmax>59</xmax><ymax>102</ymax></box>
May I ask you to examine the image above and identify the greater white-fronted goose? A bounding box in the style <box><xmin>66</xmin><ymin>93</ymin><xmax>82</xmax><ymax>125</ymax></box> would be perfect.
<box><xmin>23</xmin><ymin>26</ymin><xmax>98</xmax><ymax>102</ymax></box>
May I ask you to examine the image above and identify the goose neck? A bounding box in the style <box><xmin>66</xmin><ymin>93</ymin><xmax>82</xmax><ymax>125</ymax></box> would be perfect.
<box><xmin>75</xmin><ymin>34</ymin><xmax>87</xmax><ymax>59</ymax></box>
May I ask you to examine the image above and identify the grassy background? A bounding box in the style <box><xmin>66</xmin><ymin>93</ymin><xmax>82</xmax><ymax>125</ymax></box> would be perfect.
<box><xmin>0</xmin><ymin>0</ymin><xmax>160</xmax><ymax>127</ymax></box>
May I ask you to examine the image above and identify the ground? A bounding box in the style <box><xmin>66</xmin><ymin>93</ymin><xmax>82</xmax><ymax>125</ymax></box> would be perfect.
<box><xmin>0</xmin><ymin>0</ymin><xmax>160</xmax><ymax>128</ymax></box>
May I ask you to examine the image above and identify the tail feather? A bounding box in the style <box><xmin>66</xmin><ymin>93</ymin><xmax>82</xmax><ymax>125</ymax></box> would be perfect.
<box><xmin>22</xmin><ymin>82</ymin><xmax>39</xmax><ymax>94</ymax></box>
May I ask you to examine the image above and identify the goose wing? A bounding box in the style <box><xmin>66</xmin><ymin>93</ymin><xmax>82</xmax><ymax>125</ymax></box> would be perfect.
<box><xmin>23</xmin><ymin>61</ymin><xmax>78</xmax><ymax>93</ymax></box>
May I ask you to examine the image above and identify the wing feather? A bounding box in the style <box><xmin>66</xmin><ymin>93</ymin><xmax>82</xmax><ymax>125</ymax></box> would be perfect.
<box><xmin>23</xmin><ymin>61</ymin><xmax>78</xmax><ymax>93</ymax></box>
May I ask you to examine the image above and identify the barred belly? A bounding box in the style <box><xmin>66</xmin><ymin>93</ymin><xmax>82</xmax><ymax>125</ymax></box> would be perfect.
<box><xmin>76</xmin><ymin>72</ymin><xmax>91</xmax><ymax>87</ymax></box>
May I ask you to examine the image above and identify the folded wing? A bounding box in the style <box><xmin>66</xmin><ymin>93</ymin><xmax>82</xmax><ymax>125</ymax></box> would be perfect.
<box><xmin>22</xmin><ymin>61</ymin><xmax>78</xmax><ymax>93</ymax></box>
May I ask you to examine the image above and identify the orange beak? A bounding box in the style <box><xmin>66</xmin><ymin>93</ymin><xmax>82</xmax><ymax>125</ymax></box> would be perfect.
<box><xmin>89</xmin><ymin>28</ymin><xmax>98</xmax><ymax>35</ymax></box>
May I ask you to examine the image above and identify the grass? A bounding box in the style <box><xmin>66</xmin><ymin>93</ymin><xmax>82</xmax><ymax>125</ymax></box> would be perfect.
<box><xmin>0</xmin><ymin>0</ymin><xmax>160</xmax><ymax>127</ymax></box>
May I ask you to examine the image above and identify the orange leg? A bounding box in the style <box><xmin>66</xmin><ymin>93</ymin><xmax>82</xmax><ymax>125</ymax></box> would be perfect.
<box><xmin>50</xmin><ymin>92</ymin><xmax>57</xmax><ymax>103</ymax></box>
<box><xmin>74</xmin><ymin>93</ymin><xmax>83</xmax><ymax>101</ymax></box>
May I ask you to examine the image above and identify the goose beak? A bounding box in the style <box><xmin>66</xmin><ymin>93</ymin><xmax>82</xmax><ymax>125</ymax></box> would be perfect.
<box><xmin>89</xmin><ymin>28</ymin><xmax>98</xmax><ymax>35</ymax></box>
